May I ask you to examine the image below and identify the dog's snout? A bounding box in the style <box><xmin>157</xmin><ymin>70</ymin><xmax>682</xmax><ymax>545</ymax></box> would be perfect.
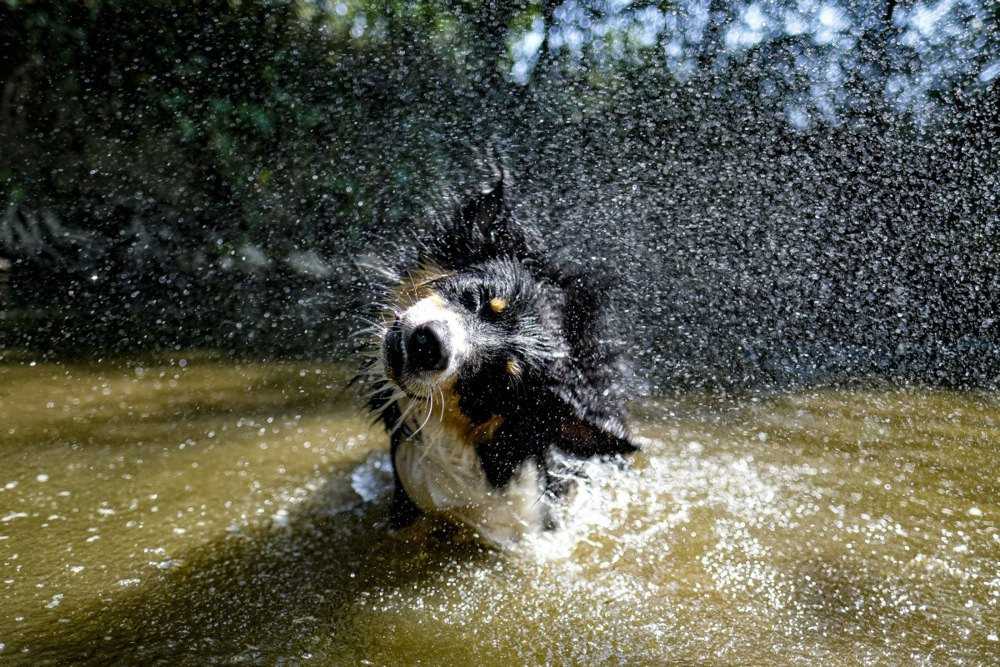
<box><xmin>405</xmin><ymin>321</ymin><xmax>450</xmax><ymax>373</ymax></box>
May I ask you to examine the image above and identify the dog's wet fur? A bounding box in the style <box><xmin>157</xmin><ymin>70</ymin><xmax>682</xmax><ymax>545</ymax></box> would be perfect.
<box><xmin>353</xmin><ymin>171</ymin><xmax>639</xmax><ymax>544</ymax></box>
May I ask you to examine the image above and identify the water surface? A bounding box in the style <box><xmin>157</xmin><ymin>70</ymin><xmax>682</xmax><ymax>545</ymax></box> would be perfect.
<box><xmin>0</xmin><ymin>357</ymin><xmax>997</xmax><ymax>664</ymax></box>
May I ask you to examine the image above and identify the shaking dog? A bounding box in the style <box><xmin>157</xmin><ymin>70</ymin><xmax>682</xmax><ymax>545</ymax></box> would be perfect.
<box><xmin>354</xmin><ymin>173</ymin><xmax>639</xmax><ymax>545</ymax></box>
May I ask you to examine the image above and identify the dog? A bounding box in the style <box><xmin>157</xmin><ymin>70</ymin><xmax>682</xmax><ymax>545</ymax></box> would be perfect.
<box><xmin>353</xmin><ymin>171</ymin><xmax>639</xmax><ymax>545</ymax></box>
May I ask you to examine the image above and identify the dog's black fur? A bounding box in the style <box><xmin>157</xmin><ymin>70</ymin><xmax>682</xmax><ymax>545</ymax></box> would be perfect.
<box><xmin>355</xmin><ymin>173</ymin><xmax>639</xmax><ymax>530</ymax></box>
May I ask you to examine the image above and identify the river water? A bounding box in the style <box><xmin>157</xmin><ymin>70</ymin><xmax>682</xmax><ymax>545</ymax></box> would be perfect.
<box><xmin>0</xmin><ymin>356</ymin><xmax>997</xmax><ymax>664</ymax></box>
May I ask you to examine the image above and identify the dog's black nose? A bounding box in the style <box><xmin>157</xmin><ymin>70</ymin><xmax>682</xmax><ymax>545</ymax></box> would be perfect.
<box><xmin>405</xmin><ymin>321</ymin><xmax>450</xmax><ymax>372</ymax></box>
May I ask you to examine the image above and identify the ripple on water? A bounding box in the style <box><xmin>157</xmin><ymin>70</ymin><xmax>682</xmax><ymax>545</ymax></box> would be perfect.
<box><xmin>325</xmin><ymin>399</ymin><xmax>999</xmax><ymax>663</ymax></box>
<box><xmin>1</xmin><ymin>363</ymin><xmax>997</xmax><ymax>663</ymax></box>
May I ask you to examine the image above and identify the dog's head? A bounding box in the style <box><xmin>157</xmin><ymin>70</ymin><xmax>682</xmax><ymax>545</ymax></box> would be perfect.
<box><xmin>382</xmin><ymin>256</ymin><xmax>557</xmax><ymax>404</ymax></box>
<box><xmin>357</xmin><ymin>174</ymin><xmax>637</xmax><ymax>458</ymax></box>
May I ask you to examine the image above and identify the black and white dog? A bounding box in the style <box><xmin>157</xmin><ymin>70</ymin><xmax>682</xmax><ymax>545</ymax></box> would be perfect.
<box><xmin>354</xmin><ymin>172</ymin><xmax>639</xmax><ymax>545</ymax></box>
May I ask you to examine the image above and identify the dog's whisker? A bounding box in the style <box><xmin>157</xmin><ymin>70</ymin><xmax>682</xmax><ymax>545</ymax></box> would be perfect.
<box><xmin>369</xmin><ymin>391</ymin><xmax>405</xmax><ymax>420</ymax></box>
<box><xmin>357</xmin><ymin>363</ymin><xmax>387</xmax><ymax>374</ymax></box>
<box><xmin>530</xmin><ymin>489</ymin><xmax>548</xmax><ymax>509</ymax></box>
<box><xmin>352</xmin><ymin>318</ymin><xmax>389</xmax><ymax>331</ymax></box>
<box><xmin>370</xmin><ymin>386</ymin><xmax>394</xmax><ymax>397</ymax></box>
<box><xmin>361</xmin><ymin>385</ymin><xmax>393</xmax><ymax>399</ymax></box>
<box><xmin>351</xmin><ymin>324</ymin><xmax>385</xmax><ymax>335</ymax></box>
<box><xmin>410</xmin><ymin>394</ymin><xmax>435</xmax><ymax>440</ymax></box>
<box><xmin>415</xmin><ymin>397</ymin><xmax>439</xmax><ymax>465</ymax></box>
<box><xmin>389</xmin><ymin>399</ymin><xmax>419</xmax><ymax>435</ymax></box>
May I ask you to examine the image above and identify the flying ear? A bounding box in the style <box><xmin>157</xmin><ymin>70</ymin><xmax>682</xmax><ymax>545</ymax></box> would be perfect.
<box><xmin>426</xmin><ymin>170</ymin><xmax>537</xmax><ymax>267</ymax></box>
<box><xmin>558</xmin><ymin>414</ymin><xmax>639</xmax><ymax>458</ymax></box>
<box><xmin>541</xmin><ymin>264</ymin><xmax>637</xmax><ymax>459</ymax></box>
<box><xmin>549</xmin><ymin>386</ymin><xmax>639</xmax><ymax>459</ymax></box>
<box><xmin>456</xmin><ymin>173</ymin><xmax>510</xmax><ymax>234</ymax></box>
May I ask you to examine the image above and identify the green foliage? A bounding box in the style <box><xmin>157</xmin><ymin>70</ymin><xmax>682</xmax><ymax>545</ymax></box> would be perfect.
<box><xmin>0</xmin><ymin>0</ymin><xmax>538</xmax><ymax>237</ymax></box>
<box><xmin>0</xmin><ymin>0</ymin><xmax>996</xmax><ymax>386</ymax></box>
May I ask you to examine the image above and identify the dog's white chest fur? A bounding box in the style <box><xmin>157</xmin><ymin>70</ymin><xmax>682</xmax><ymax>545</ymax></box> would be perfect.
<box><xmin>394</xmin><ymin>422</ymin><xmax>546</xmax><ymax>545</ymax></box>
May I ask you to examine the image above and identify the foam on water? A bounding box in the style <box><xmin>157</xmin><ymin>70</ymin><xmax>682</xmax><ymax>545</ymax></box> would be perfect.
<box><xmin>349</xmin><ymin>451</ymin><xmax>395</xmax><ymax>503</ymax></box>
<box><xmin>325</xmin><ymin>393</ymin><xmax>999</xmax><ymax>661</ymax></box>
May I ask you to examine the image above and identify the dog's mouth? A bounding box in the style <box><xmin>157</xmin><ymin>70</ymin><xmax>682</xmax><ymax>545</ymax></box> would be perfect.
<box><xmin>383</xmin><ymin>337</ymin><xmax>436</xmax><ymax>399</ymax></box>
<box><xmin>382</xmin><ymin>296</ymin><xmax>468</xmax><ymax>398</ymax></box>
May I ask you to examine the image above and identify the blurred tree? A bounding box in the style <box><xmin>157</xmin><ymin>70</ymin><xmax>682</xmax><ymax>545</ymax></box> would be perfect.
<box><xmin>0</xmin><ymin>0</ymin><xmax>996</xmax><ymax>387</ymax></box>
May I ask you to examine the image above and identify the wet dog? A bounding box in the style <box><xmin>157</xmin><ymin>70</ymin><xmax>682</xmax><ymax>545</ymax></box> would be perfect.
<box><xmin>353</xmin><ymin>173</ymin><xmax>639</xmax><ymax>545</ymax></box>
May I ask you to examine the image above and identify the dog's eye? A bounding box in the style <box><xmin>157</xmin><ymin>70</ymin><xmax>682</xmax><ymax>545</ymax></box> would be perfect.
<box><xmin>459</xmin><ymin>289</ymin><xmax>480</xmax><ymax>313</ymax></box>
<box><xmin>486</xmin><ymin>296</ymin><xmax>508</xmax><ymax>316</ymax></box>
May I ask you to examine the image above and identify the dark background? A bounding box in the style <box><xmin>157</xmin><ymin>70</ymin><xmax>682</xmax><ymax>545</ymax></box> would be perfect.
<box><xmin>1</xmin><ymin>0</ymin><xmax>997</xmax><ymax>390</ymax></box>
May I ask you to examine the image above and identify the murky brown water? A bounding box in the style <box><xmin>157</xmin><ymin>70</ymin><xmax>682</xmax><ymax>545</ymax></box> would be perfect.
<box><xmin>0</xmin><ymin>355</ymin><xmax>997</xmax><ymax>664</ymax></box>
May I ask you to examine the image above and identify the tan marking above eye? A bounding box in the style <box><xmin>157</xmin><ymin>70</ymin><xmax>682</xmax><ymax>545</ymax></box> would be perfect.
<box><xmin>489</xmin><ymin>296</ymin><xmax>508</xmax><ymax>314</ymax></box>
<box><xmin>505</xmin><ymin>358</ymin><xmax>522</xmax><ymax>378</ymax></box>
<box><xmin>394</xmin><ymin>263</ymin><xmax>452</xmax><ymax>308</ymax></box>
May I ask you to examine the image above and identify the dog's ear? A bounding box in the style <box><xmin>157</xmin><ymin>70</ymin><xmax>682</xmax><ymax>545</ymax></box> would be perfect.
<box><xmin>456</xmin><ymin>174</ymin><xmax>510</xmax><ymax>236</ymax></box>
<box><xmin>427</xmin><ymin>171</ymin><xmax>537</xmax><ymax>267</ymax></box>
<box><xmin>548</xmin><ymin>385</ymin><xmax>639</xmax><ymax>458</ymax></box>
<box><xmin>543</xmin><ymin>265</ymin><xmax>639</xmax><ymax>458</ymax></box>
